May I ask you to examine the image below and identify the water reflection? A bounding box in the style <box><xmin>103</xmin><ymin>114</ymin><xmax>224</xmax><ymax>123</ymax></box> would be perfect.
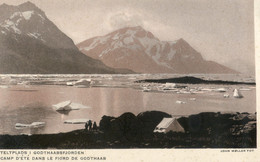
<box><xmin>0</xmin><ymin>83</ymin><xmax>256</xmax><ymax>135</ymax></box>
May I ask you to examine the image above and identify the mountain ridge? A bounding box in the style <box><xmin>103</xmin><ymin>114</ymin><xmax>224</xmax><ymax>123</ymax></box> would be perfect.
<box><xmin>77</xmin><ymin>26</ymin><xmax>237</xmax><ymax>74</ymax></box>
<box><xmin>0</xmin><ymin>2</ymin><xmax>133</xmax><ymax>74</ymax></box>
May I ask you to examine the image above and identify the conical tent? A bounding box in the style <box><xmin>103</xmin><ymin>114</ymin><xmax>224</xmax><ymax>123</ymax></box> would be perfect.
<box><xmin>154</xmin><ymin>117</ymin><xmax>185</xmax><ymax>133</ymax></box>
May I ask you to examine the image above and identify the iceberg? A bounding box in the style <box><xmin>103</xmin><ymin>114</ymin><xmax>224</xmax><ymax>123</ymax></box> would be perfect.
<box><xmin>66</xmin><ymin>79</ymin><xmax>91</xmax><ymax>87</ymax></box>
<box><xmin>224</xmin><ymin>94</ymin><xmax>230</xmax><ymax>98</ymax></box>
<box><xmin>52</xmin><ymin>100</ymin><xmax>72</xmax><ymax>111</ymax></box>
<box><xmin>52</xmin><ymin>101</ymin><xmax>91</xmax><ymax>111</ymax></box>
<box><xmin>64</xmin><ymin>119</ymin><xmax>90</xmax><ymax>124</ymax></box>
<box><xmin>69</xmin><ymin>102</ymin><xmax>91</xmax><ymax>110</ymax></box>
<box><xmin>15</xmin><ymin>122</ymin><xmax>45</xmax><ymax>129</ymax></box>
<box><xmin>15</xmin><ymin>123</ymin><xmax>30</xmax><ymax>128</ymax></box>
<box><xmin>176</xmin><ymin>100</ymin><xmax>186</xmax><ymax>104</ymax></box>
<box><xmin>74</xmin><ymin>79</ymin><xmax>91</xmax><ymax>86</ymax></box>
<box><xmin>30</xmin><ymin>122</ymin><xmax>45</xmax><ymax>128</ymax></box>
<box><xmin>142</xmin><ymin>87</ymin><xmax>151</xmax><ymax>92</ymax></box>
<box><xmin>0</xmin><ymin>85</ymin><xmax>8</xmax><ymax>89</ymax></box>
<box><xmin>66</xmin><ymin>82</ymin><xmax>74</xmax><ymax>86</ymax></box>
<box><xmin>165</xmin><ymin>83</ymin><xmax>177</xmax><ymax>88</ymax></box>
<box><xmin>233</xmin><ymin>89</ymin><xmax>243</xmax><ymax>98</ymax></box>
<box><xmin>214</xmin><ymin>88</ymin><xmax>227</xmax><ymax>92</ymax></box>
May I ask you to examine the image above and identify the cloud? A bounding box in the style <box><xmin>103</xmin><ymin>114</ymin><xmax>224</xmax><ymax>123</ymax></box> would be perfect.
<box><xmin>108</xmin><ymin>12</ymin><xmax>144</xmax><ymax>30</ymax></box>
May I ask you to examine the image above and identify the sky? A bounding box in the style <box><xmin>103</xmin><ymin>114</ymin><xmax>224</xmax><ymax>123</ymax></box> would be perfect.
<box><xmin>1</xmin><ymin>0</ymin><xmax>255</xmax><ymax>74</ymax></box>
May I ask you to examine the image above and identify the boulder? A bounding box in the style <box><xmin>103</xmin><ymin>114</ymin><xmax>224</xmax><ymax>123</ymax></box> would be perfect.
<box><xmin>137</xmin><ymin>111</ymin><xmax>172</xmax><ymax>134</ymax></box>
<box><xmin>110</xmin><ymin>112</ymin><xmax>142</xmax><ymax>138</ymax></box>
<box><xmin>99</xmin><ymin>115</ymin><xmax>115</xmax><ymax>132</ymax></box>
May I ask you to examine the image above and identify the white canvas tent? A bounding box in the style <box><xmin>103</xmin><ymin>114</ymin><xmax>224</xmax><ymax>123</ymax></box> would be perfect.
<box><xmin>154</xmin><ymin>117</ymin><xmax>185</xmax><ymax>133</ymax></box>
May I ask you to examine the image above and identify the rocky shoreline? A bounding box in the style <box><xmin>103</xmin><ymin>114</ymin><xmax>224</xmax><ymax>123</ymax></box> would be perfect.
<box><xmin>137</xmin><ymin>76</ymin><xmax>256</xmax><ymax>85</ymax></box>
<box><xmin>0</xmin><ymin>111</ymin><xmax>256</xmax><ymax>149</ymax></box>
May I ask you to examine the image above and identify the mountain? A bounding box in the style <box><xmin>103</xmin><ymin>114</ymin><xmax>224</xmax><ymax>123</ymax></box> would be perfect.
<box><xmin>0</xmin><ymin>2</ymin><xmax>132</xmax><ymax>74</ymax></box>
<box><xmin>77</xmin><ymin>26</ymin><xmax>237</xmax><ymax>74</ymax></box>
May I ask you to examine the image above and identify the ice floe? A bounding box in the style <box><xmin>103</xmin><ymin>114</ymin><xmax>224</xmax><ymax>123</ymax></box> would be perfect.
<box><xmin>176</xmin><ymin>100</ymin><xmax>186</xmax><ymax>104</ymax></box>
<box><xmin>52</xmin><ymin>100</ymin><xmax>91</xmax><ymax>111</ymax></box>
<box><xmin>66</xmin><ymin>79</ymin><xmax>91</xmax><ymax>87</ymax></box>
<box><xmin>64</xmin><ymin>119</ymin><xmax>90</xmax><ymax>124</ymax></box>
<box><xmin>15</xmin><ymin>122</ymin><xmax>45</xmax><ymax>129</ymax></box>
<box><xmin>224</xmin><ymin>94</ymin><xmax>230</xmax><ymax>98</ymax></box>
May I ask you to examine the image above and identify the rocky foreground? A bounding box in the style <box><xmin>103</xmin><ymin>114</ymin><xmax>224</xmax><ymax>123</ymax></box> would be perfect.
<box><xmin>0</xmin><ymin>111</ymin><xmax>256</xmax><ymax>149</ymax></box>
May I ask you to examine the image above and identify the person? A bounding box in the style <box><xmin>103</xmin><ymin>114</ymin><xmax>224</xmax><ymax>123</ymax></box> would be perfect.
<box><xmin>93</xmin><ymin>122</ymin><xmax>97</xmax><ymax>131</ymax></box>
<box><xmin>85</xmin><ymin>122</ymin><xmax>89</xmax><ymax>130</ymax></box>
<box><xmin>88</xmin><ymin>120</ymin><xmax>92</xmax><ymax>131</ymax></box>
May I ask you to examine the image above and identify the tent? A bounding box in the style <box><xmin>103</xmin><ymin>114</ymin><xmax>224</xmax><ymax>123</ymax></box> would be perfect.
<box><xmin>154</xmin><ymin>117</ymin><xmax>185</xmax><ymax>133</ymax></box>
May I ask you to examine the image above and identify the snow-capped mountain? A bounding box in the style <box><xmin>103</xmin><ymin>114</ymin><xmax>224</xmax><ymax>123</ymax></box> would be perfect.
<box><xmin>77</xmin><ymin>26</ymin><xmax>237</xmax><ymax>74</ymax></box>
<box><xmin>0</xmin><ymin>2</ymin><xmax>131</xmax><ymax>74</ymax></box>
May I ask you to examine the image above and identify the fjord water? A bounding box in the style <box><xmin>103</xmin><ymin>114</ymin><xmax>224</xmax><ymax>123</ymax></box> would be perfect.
<box><xmin>0</xmin><ymin>74</ymin><xmax>255</xmax><ymax>135</ymax></box>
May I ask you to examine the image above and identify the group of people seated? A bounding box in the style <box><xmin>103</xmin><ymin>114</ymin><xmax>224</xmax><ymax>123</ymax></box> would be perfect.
<box><xmin>85</xmin><ymin>120</ymin><xmax>97</xmax><ymax>131</ymax></box>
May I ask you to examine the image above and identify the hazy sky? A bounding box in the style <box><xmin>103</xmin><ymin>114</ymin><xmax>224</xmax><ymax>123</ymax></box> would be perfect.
<box><xmin>2</xmin><ymin>0</ymin><xmax>255</xmax><ymax>74</ymax></box>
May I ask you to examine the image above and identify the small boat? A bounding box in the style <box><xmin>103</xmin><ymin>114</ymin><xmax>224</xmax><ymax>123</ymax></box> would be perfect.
<box><xmin>233</xmin><ymin>89</ymin><xmax>243</xmax><ymax>98</ymax></box>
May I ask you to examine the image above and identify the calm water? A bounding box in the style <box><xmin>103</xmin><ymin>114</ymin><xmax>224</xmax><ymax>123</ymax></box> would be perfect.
<box><xmin>0</xmin><ymin>74</ymin><xmax>256</xmax><ymax>135</ymax></box>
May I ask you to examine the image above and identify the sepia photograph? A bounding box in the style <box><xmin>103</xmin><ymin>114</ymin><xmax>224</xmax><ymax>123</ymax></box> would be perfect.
<box><xmin>0</xmin><ymin>0</ymin><xmax>257</xmax><ymax>159</ymax></box>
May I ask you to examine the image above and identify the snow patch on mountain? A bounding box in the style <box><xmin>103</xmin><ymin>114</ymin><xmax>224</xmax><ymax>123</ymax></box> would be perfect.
<box><xmin>27</xmin><ymin>32</ymin><xmax>45</xmax><ymax>42</ymax></box>
<box><xmin>0</xmin><ymin>10</ymin><xmax>43</xmax><ymax>35</ymax></box>
<box><xmin>10</xmin><ymin>11</ymin><xmax>34</xmax><ymax>21</ymax></box>
<box><xmin>22</xmin><ymin>11</ymin><xmax>34</xmax><ymax>20</ymax></box>
<box><xmin>0</xmin><ymin>20</ymin><xmax>21</xmax><ymax>34</ymax></box>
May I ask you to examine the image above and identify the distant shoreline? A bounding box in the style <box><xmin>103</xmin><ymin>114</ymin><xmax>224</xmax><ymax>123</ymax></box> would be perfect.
<box><xmin>136</xmin><ymin>76</ymin><xmax>255</xmax><ymax>85</ymax></box>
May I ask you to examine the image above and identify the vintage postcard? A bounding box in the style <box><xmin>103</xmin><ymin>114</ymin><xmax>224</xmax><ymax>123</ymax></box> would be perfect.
<box><xmin>0</xmin><ymin>0</ymin><xmax>258</xmax><ymax>161</ymax></box>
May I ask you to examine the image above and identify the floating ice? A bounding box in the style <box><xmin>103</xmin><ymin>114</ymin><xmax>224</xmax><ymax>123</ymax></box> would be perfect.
<box><xmin>30</xmin><ymin>122</ymin><xmax>45</xmax><ymax>128</ymax></box>
<box><xmin>142</xmin><ymin>87</ymin><xmax>151</xmax><ymax>92</ymax></box>
<box><xmin>66</xmin><ymin>79</ymin><xmax>91</xmax><ymax>87</ymax></box>
<box><xmin>176</xmin><ymin>100</ymin><xmax>186</xmax><ymax>104</ymax></box>
<box><xmin>69</xmin><ymin>102</ymin><xmax>91</xmax><ymax>109</ymax></box>
<box><xmin>0</xmin><ymin>85</ymin><xmax>9</xmax><ymax>89</ymax></box>
<box><xmin>15</xmin><ymin>122</ymin><xmax>45</xmax><ymax>129</ymax></box>
<box><xmin>233</xmin><ymin>89</ymin><xmax>243</xmax><ymax>98</ymax></box>
<box><xmin>52</xmin><ymin>100</ymin><xmax>72</xmax><ymax>111</ymax></box>
<box><xmin>9</xmin><ymin>79</ymin><xmax>17</xmax><ymax>85</ymax></box>
<box><xmin>239</xmin><ymin>88</ymin><xmax>251</xmax><ymax>91</ymax></box>
<box><xmin>224</xmin><ymin>94</ymin><xmax>230</xmax><ymax>98</ymax></box>
<box><xmin>52</xmin><ymin>100</ymin><xmax>91</xmax><ymax>111</ymax></box>
<box><xmin>64</xmin><ymin>119</ymin><xmax>90</xmax><ymax>124</ymax></box>
<box><xmin>214</xmin><ymin>88</ymin><xmax>227</xmax><ymax>92</ymax></box>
